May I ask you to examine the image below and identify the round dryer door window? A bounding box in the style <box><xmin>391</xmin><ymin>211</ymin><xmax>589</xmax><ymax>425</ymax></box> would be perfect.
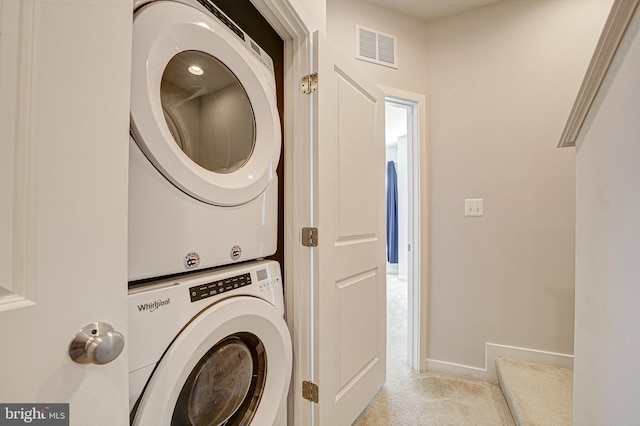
<box><xmin>131</xmin><ymin>2</ymin><xmax>281</xmax><ymax>207</ymax></box>
<box><xmin>161</xmin><ymin>51</ymin><xmax>256</xmax><ymax>175</ymax></box>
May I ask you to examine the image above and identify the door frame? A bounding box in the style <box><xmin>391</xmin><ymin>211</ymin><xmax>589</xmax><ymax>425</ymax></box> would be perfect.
<box><xmin>382</xmin><ymin>87</ymin><xmax>429</xmax><ymax>373</ymax></box>
<box><xmin>248</xmin><ymin>0</ymin><xmax>313</xmax><ymax>424</ymax></box>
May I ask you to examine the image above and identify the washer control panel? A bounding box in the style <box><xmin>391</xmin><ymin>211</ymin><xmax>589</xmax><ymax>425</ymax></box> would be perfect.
<box><xmin>257</xmin><ymin>263</ymin><xmax>281</xmax><ymax>293</ymax></box>
<box><xmin>189</xmin><ymin>272</ymin><xmax>252</xmax><ymax>303</ymax></box>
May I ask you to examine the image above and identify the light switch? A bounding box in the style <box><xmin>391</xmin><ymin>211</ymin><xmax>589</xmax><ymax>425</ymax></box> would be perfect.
<box><xmin>465</xmin><ymin>199</ymin><xmax>483</xmax><ymax>217</ymax></box>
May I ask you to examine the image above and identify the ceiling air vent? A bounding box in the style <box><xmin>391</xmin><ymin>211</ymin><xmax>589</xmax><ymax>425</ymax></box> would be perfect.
<box><xmin>356</xmin><ymin>25</ymin><xmax>398</xmax><ymax>69</ymax></box>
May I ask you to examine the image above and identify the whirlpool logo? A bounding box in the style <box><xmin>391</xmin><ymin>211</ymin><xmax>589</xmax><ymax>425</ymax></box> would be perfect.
<box><xmin>137</xmin><ymin>298</ymin><xmax>170</xmax><ymax>313</ymax></box>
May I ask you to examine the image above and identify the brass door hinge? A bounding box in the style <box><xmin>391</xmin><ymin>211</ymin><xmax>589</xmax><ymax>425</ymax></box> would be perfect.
<box><xmin>302</xmin><ymin>381</ymin><xmax>319</xmax><ymax>403</ymax></box>
<box><xmin>302</xmin><ymin>227</ymin><xmax>318</xmax><ymax>247</ymax></box>
<box><xmin>301</xmin><ymin>73</ymin><xmax>318</xmax><ymax>94</ymax></box>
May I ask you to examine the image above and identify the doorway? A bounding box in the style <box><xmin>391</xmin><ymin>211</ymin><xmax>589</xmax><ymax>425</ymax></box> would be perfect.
<box><xmin>385</xmin><ymin>95</ymin><xmax>423</xmax><ymax>372</ymax></box>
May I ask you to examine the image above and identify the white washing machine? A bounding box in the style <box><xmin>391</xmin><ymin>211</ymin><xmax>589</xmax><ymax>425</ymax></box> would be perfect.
<box><xmin>128</xmin><ymin>260</ymin><xmax>292</xmax><ymax>425</ymax></box>
<box><xmin>129</xmin><ymin>0</ymin><xmax>281</xmax><ymax>281</ymax></box>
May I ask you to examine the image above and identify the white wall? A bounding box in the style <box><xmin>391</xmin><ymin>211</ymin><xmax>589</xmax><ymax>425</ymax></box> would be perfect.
<box><xmin>422</xmin><ymin>0</ymin><xmax>611</xmax><ymax>370</ymax></box>
<box><xmin>326</xmin><ymin>0</ymin><xmax>429</xmax><ymax>95</ymax></box>
<box><xmin>396</xmin><ymin>135</ymin><xmax>409</xmax><ymax>279</ymax></box>
<box><xmin>573</xmin><ymin>10</ymin><xmax>640</xmax><ymax>424</ymax></box>
<box><xmin>328</xmin><ymin>0</ymin><xmax>611</xmax><ymax>372</ymax></box>
<box><xmin>287</xmin><ymin>0</ymin><xmax>326</xmax><ymax>32</ymax></box>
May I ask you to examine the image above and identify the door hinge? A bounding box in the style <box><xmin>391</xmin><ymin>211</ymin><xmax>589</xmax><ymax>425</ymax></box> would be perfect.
<box><xmin>302</xmin><ymin>381</ymin><xmax>319</xmax><ymax>403</ymax></box>
<box><xmin>301</xmin><ymin>227</ymin><xmax>318</xmax><ymax>247</ymax></box>
<box><xmin>301</xmin><ymin>73</ymin><xmax>318</xmax><ymax>94</ymax></box>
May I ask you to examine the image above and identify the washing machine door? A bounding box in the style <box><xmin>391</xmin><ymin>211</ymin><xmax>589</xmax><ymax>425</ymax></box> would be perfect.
<box><xmin>131</xmin><ymin>1</ymin><xmax>281</xmax><ymax>207</ymax></box>
<box><xmin>131</xmin><ymin>296</ymin><xmax>292</xmax><ymax>425</ymax></box>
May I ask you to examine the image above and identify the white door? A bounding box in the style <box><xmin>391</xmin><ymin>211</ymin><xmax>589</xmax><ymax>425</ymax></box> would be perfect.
<box><xmin>313</xmin><ymin>32</ymin><xmax>387</xmax><ymax>425</ymax></box>
<box><xmin>0</xmin><ymin>1</ymin><xmax>131</xmax><ymax>424</ymax></box>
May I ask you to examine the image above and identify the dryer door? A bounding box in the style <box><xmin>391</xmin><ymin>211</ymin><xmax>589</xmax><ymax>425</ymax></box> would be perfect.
<box><xmin>131</xmin><ymin>1</ymin><xmax>281</xmax><ymax>207</ymax></box>
<box><xmin>131</xmin><ymin>297</ymin><xmax>292</xmax><ymax>425</ymax></box>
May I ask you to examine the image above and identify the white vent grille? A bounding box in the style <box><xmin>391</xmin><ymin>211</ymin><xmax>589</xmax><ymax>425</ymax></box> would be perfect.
<box><xmin>359</xmin><ymin>28</ymin><xmax>378</xmax><ymax>60</ymax></box>
<box><xmin>356</xmin><ymin>25</ymin><xmax>397</xmax><ymax>69</ymax></box>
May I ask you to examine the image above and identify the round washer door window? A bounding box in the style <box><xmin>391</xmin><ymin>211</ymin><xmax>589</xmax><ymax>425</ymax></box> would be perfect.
<box><xmin>131</xmin><ymin>2</ymin><xmax>281</xmax><ymax>207</ymax></box>
<box><xmin>131</xmin><ymin>297</ymin><xmax>292</xmax><ymax>426</ymax></box>
<box><xmin>171</xmin><ymin>333</ymin><xmax>266</xmax><ymax>426</ymax></box>
<box><xmin>161</xmin><ymin>51</ymin><xmax>256</xmax><ymax>175</ymax></box>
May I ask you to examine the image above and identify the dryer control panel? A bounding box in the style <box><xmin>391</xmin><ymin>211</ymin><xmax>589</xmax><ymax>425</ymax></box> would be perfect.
<box><xmin>189</xmin><ymin>273</ymin><xmax>252</xmax><ymax>303</ymax></box>
<box><xmin>196</xmin><ymin>0</ymin><xmax>245</xmax><ymax>41</ymax></box>
<box><xmin>195</xmin><ymin>0</ymin><xmax>275</xmax><ymax>75</ymax></box>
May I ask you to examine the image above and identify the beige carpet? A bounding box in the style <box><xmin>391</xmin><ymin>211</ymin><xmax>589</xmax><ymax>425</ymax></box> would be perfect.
<box><xmin>496</xmin><ymin>358</ymin><xmax>573</xmax><ymax>426</ymax></box>
<box><xmin>352</xmin><ymin>275</ymin><xmax>514</xmax><ymax>425</ymax></box>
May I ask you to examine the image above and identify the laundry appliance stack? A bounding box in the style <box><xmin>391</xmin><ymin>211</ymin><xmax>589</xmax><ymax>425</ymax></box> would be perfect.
<box><xmin>127</xmin><ymin>1</ymin><xmax>291</xmax><ymax>424</ymax></box>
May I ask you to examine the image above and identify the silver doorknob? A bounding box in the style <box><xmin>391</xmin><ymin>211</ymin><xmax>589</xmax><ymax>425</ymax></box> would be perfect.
<box><xmin>69</xmin><ymin>322</ymin><xmax>125</xmax><ymax>365</ymax></box>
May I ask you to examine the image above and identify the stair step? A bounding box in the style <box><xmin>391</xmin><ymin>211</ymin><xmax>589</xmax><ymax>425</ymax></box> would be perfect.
<box><xmin>496</xmin><ymin>358</ymin><xmax>573</xmax><ymax>426</ymax></box>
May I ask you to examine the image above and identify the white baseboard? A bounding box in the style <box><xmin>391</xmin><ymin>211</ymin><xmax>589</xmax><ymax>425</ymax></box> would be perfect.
<box><xmin>426</xmin><ymin>343</ymin><xmax>574</xmax><ymax>383</ymax></box>
<box><xmin>425</xmin><ymin>358</ymin><xmax>490</xmax><ymax>382</ymax></box>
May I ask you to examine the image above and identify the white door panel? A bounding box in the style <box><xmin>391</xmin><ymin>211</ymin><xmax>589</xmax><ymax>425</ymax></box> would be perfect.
<box><xmin>313</xmin><ymin>32</ymin><xmax>386</xmax><ymax>425</ymax></box>
<box><xmin>0</xmin><ymin>1</ymin><xmax>131</xmax><ymax>424</ymax></box>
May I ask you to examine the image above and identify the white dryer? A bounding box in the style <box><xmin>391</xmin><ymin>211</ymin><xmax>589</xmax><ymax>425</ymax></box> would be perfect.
<box><xmin>129</xmin><ymin>0</ymin><xmax>281</xmax><ymax>281</ymax></box>
<box><xmin>128</xmin><ymin>260</ymin><xmax>292</xmax><ymax>425</ymax></box>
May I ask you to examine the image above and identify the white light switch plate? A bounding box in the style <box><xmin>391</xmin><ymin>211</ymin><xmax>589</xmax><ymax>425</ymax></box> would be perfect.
<box><xmin>465</xmin><ymin>198</ymin><xmax>483</xmax><ymax>217</ymax></box>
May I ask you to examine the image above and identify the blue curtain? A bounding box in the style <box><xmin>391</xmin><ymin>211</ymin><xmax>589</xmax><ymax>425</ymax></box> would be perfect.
<box><xmin>386</xmin><ymin>161</ymin><xmax>399</xmax><ymax>264</ymax></box>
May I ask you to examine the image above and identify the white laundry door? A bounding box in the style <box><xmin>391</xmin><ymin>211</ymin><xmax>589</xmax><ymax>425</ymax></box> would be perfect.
<box><xmin>0</xmin><ymin>1</ymin><xmax>130</xmax><ymax>424</ymax></box>
<box><xmin>312</xmin><ymin>32</ymin><xmax>387</xmax><ymax>425</ymax></box>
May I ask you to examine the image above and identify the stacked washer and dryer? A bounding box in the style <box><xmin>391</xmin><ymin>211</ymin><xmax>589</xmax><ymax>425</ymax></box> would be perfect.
<box><xmin>127</xmin><ymin>1</ymin><xmax>291</xmax><ymax>424</ymax></box>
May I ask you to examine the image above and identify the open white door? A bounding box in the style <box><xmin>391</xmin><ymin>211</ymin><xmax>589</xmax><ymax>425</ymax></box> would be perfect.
<box><xmin>312</xmin><ymin>32</ymin><xmax>387</xmax><ymax>425</ymax></box>
<box><xmin>0</xmin><ymin>1</ymin><xmax>130</xmax><ymax>424</ymax></box>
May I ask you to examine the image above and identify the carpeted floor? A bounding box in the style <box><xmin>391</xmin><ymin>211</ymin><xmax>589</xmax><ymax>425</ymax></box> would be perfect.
<box><xmin>352</xmin><ymin>275</ymin><xmax>514</xmax><ymax>426</ymax></box>
<box><xmin>496</xmin><ymin>358</ymin><xmax>572</xmax><ymax>426</ymax></box>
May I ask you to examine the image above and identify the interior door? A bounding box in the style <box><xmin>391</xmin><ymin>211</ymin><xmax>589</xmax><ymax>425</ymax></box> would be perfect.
<box><xmin>313</xmin><ymin>32</ymin><xmax>387</xmax><ymax>425</ymax></box>
<box><xmin>0</xmin><ymin>1</ymin><xmax>130</xmax><ymax>424</ymax></box>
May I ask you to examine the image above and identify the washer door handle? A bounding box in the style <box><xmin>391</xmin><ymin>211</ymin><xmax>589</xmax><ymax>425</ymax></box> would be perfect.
<box><xmin>69</xmin><ymin>322</ymin><xmax>125</xmax><ymax>365</ymax></box>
